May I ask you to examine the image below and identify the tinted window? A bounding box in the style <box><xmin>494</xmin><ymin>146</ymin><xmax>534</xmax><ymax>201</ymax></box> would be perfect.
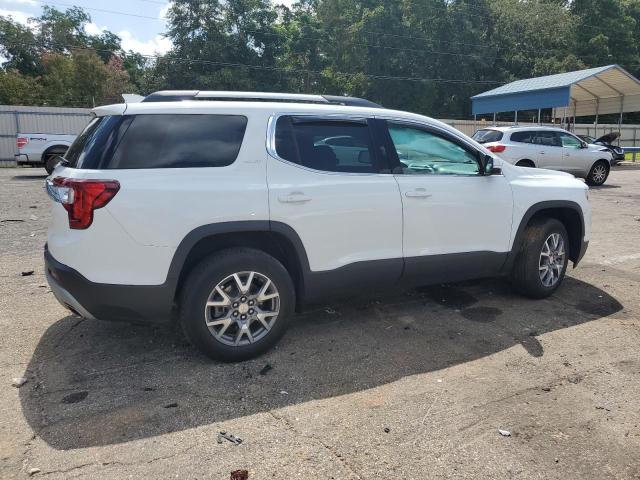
<box><xmin>65</xmin><ymin>115</ymin><xmax>132</xmax><ymax>168</ymax></box>
<box><xmin>533</xmin><ymin>131</ymin><xmax>561</xmax><ymax>147</ymax></box>
<box><xmin>388</xmin><ymin>123</ymin><xmax>479</xmax><ymax>175</ymax></box>
<box><xmin>510</xmin><ymin>131</ymin><xmax>535</xmax><ymax>143</ymax></box>
<box><xmin>275</xmin><ymin>116</ymin><xmax>378</xmax><ymax>173</ymax></box>
<box><xmin>109</xmin><ymin>114</ymin><xmax>247</xmax><ymax>169</ymax></box>
<box><xmin>472</xmin><ymin>129</ymin><xmax>503</xmax><ymax>143</ymax></box>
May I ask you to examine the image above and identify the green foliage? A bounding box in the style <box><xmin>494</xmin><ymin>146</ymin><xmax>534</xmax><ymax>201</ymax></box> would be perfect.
<box><xmin>3</xmin><ymin>1</ymin><xmax>640</xmax><ymax>117</ymax></box>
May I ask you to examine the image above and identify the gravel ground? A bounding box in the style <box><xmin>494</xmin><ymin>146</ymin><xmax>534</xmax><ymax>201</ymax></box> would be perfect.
<box><xmin>0</xmin><ymin>165</ymin><xmax>639</xmax><ymax>479</ymax></box>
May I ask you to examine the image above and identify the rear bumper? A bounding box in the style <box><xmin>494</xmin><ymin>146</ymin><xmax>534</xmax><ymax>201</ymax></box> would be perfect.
<box><xmin>15</xmin><ymin>153</ymin><xmax>42</xmax><ymax>165</ymax></box>
<box><xmin>45</xmin><ymin>245</ymin><xmax>174</xmax><ymax>324</ymax></box>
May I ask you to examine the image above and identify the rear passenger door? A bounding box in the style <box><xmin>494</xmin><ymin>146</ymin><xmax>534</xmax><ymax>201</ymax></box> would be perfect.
<box><xmin>533</xmin><ymin>131</ymin><xmax>563</xmax><ymax>169</ymax></box>
<box><xmin>266</xmin><ymin>115</ymin><xmax>404</xmax><ymax>290</ymax></box>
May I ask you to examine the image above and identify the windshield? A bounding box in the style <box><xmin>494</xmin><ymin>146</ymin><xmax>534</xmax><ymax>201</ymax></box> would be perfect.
<box><xmin>472</xmin><ymin>129</ymin><xmax>503</xmax><ymax>144</ymax></box>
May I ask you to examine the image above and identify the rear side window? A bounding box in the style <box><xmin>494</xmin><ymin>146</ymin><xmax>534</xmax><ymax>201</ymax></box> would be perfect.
<box><xmin>510</xmin><ymin>131</ymin><xmax>535</xmax><ymax>143</ymax></box>
<box><xmin>110</xmin><ymin>114</ymin><xmax>247</xmax><ymax>169</ymax></box>
<box><xmin>472</xmin><ymin>129</ymin><xmax>503</xmax><ymax>143</ymax></box>
<box><xmin>533</xmin><ymin>131</ymin><xmax>561</xmax><ymax>147</ymax></box>
<box><xmin>65</xmin><ymin>116</ymin><xmax>130</xmax><ymax>168</ymax></box>
<box><xmin>274</xmin><ymin>116</ymin><xmax>379</xmax><ymax>173</ymax></box>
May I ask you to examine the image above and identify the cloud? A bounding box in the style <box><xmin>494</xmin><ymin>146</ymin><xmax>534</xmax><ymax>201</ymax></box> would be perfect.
<box><xmin>118</xmin><ymin>30</ymin><xmax>172</xmax><ymax>56</ymax></box>
<box><xmin>84</xmin><ymin>22</ymin><xmax>172</xmax><ymax>57</ymax></box>
<box><xmin>0</xmin><ymin>8</ymin><xmax>31</xmax><ymax>24</ymax></box>
<box><xmin>1</xmin><ymin>0</ymin><xmax>37</xmax><ymax>5</ymax></box>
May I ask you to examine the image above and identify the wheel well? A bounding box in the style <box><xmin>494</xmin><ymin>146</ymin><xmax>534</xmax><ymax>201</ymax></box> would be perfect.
<box><xmin>43</xmin><ymin>145</ymin><xmax>69</xmax><ymax>158</ymax></box>
<box><xmin>174</xmin><ymin>231</ymin><xmax>305</xmax><ymax>306</ymax></box>
<box><xmin>593</xmin><ymin>159</ymin><xmax>611</xmax><ymax>168</ymax></box>
<box><xmin>527</xmin><ymin>208</ymin><xmax>583</xmax><ymax>263</ymax></box>
<box><xmin>516</xmin><ymin>159</ymin><xmax>535</xmax><ymax>167</ymax></box>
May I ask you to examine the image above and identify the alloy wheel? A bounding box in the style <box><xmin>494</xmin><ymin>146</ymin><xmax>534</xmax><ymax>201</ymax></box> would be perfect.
<box><xmin>204</xmin><ymin>271</ymin><xmax>280</xmax><ymax>346</ymax></box>
<box><xmin>592</xmin><ymin>164</ymin><xmax>607</xmax><ymax>184</ymax></box>
<box><xmin>538</xmin><ymin>233</ymin><xmax>566</xmax><ymax>287</ymax></box>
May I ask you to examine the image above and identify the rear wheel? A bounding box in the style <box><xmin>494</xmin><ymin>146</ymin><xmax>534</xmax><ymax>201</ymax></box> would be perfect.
<box><xmin>179</xmin><ymin>248</ymin><xmax>295</xmax><ymax>362</ymax></box>
<box><xmin>516</xmin><ymin>159</ymin><xmax>535</xmax><ymax>168</ymax></box>
<box><xmin>586</xmin><ymin>160</ymin><xmax>609</xmax><ymax>186</ymax></box>
<box><xmin>512</xmin><ymin>218</ymin><xmax>569</xmax><ymax>299</ymax></box>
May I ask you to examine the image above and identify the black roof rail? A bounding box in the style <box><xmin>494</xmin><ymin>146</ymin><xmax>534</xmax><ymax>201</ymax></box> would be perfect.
<box><xmin>141</xmin><ymin>90</ymin><xmax>382</xmax><ymax>108</ymax></box>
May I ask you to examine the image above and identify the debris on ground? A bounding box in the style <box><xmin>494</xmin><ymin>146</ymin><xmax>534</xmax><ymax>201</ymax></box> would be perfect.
<box><xmin>1</xmin><ymin>219</ymin><xmax>24</xmax><ymax>223</ymax></box>
<box><xmin>231</xmin><ymin>469</ymin><xmax>249</xmax><ymax>480</ymax></box>
<box><xmin>29</xmin><ymin>214</ymin><xmax>38</xmax><ymax>221</ymax></box>
<box><xmin>498</xmin><ymin>429</ymin><xmax>511</xmax><ymax>437</ymax></box>
<box><xmin>61</xmin><ymin>391</ymin><xmax>88</xmax><ymax>404</ymax></box>
<box><xmin>542</xmin><ymin>387</ymin><xmax>551</xmax><ymax>392</ymax></box>
<box><xmin>11</xmin><ymin>377</ymin><xmax>27</xmax><ymax>388</ymax></box>
<box><xmin>383</xmin><ymin>427</ymin><xmax>390</xmax><ymax>433</ymax></box>
<box><xmin>28</xmin><ymin>467</ymin><xmax>41</xmax><ymax>476</ymax></box>
<box><xmin>259</xmin><ymin>364</ymin><xmax>272</xmax><ymax>376</ymax></box>
<box><xmin>279</xmin><ymin>390</ymin><xmax>288</xmax><ymax>395</ymax></box>
<box><xmin>218</xmin><ymin>431</ymin><xmax>243</xmax><ymax>445</ymax></box>
<box><xmin>567</xmin><ymin>375</ymin><xmax>582</xmax><ymax>384</ymax></box>
<box><xmin>163</xmin><ymin>402</ymin><xmax>178</xmax><ymax>408</ymax></box>
<box><xmin>21</xmin><ymin>271</ymin><xmax>34</xmax><ymax>276</ymax></box>
<box><xmin>324</xmin><ymin>307</ymin><xmax>336</xmax><ymax>314</ymax></box>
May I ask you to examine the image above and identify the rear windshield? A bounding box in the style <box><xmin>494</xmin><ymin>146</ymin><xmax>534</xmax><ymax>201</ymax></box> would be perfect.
<box><xmin>472</xmin><ymin>129</ymin><xmax>503</xmax><ymax>144</ymax></box>
<box><xmin>65</xmin><ymin>114</ymin><xmax>248</xmax><ymax>169</ymax></box>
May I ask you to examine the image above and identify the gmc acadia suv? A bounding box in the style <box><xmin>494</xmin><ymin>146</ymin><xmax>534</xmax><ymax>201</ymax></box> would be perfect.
<box><xmin>45</xmin><ymin>91</ymin><xmax>591</xmax><ymax>361</ymax></box>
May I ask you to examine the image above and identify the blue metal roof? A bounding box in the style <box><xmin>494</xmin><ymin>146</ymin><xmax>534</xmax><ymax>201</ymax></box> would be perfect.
<box><xmin>471</xmin><ymin>65</ymin><xmax>622</xmax><ymax>115</ymax></box>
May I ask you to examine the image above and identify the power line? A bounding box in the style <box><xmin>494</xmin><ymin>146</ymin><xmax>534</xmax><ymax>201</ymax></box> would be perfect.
<box><xmin>3</xmin><ymin>40</ymin><xmax>505</xmax><ymax>85</ymax></box>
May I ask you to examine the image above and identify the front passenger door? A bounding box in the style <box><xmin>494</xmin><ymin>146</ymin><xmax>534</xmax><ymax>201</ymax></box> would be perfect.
<box><xmin>558</xmin><ymin>132</ymin><xmax>588</xmax><ymax>173</ymax></box>
<box><xmin>381</xmin><ymin>120</ymin><xmax>514</xmax><ymax>284</ymax></box>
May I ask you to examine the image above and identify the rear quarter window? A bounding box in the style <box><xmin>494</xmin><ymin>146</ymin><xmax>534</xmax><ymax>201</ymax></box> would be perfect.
<box><xmin>109</xmin><ymin>114</ymin><xmax>248</xmax><ymax>169</ymax></box>
<box><xmin>509</xmin><ymin>131</ymin><xmax>535</xmax><ymax>143</ymax></box>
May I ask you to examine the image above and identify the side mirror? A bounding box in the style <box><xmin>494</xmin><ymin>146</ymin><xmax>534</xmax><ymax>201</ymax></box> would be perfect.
<box><xmin>480</xmin><ymin>154</ymin><xmax>501</xmax><ymax>175</ymax></box>
<box><xmin>580</xmin><ymin>141</ymin><xmax>589</xmax><ymax>149</ymax></box>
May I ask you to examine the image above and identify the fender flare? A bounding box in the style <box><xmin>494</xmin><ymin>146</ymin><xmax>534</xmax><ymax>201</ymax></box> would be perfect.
<box><xmin>503</xmin><ymin>200</ymin><xmax>585</xmax><ymax>271</ymax></box>
<box><xmin>164</xmin><ymin>220</ymin><xmax>311</xmax><ymax>296</ymax></box>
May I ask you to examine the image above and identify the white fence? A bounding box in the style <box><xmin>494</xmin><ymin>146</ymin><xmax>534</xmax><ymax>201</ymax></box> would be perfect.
<box><xmin>1</xmin><ymin>106</ymin><xmax>639</xmax><ymax>165</ymax></box>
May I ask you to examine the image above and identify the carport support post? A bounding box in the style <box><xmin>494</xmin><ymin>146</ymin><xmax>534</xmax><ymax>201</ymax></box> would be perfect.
<box><xmin>492</xmin><ymin>112</ymin><xmax>496</xmax><ymax>125</ymax></box>
<box><xmin>514</xmin><ymin>110</ymin><xmax>518</xmax><ymax>125</ymax></box>
<box><xmin>594</xmin><ymin>99</ymin><xmax>599</xmax><ymax>137</ymax></box>
<box><xmin>537</xmin><ymin>109</ymin><xmax>541</xmax><ymax>125</ymax></box>
<box><xmin>618</xmin><ymin>96</ymin><xmax>625</xmax><ymax>146</ymax></box>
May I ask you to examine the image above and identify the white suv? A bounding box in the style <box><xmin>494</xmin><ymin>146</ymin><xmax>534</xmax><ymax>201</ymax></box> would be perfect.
<box><xmin>45</xmin><ymin>91</ymin><xmax>591</xmax><ymax>361</ymax></box>
<box><xmin>473</xmin><ymin>126</ymin><xmax>612</xmax><ymax>186</ymax></box>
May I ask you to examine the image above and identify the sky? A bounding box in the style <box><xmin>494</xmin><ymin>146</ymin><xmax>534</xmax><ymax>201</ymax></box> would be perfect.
<box><xmin>0</xmin><ymin>0</ymin><xmax>295</xmax><ymax>57</ymax></box>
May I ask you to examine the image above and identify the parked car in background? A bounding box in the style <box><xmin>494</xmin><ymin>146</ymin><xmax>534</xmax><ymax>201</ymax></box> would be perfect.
<box><xmin>45</xmin><ymin>91</ymin><xmax>591</xmax><ymax>361</ymax></box>
<box><xmin>472</xmin><ymin>126</ymin><xmax>613</xmax><ymax>186</ymax></box>
<box><xmin>578</xmin><ymin>132</ymin><xmax>625</xmax><ymax>165</ymax></box>
<box><xmin>15</xmin><ymin>133</ymin><xmax>76</xmax><ymax>174</ymax></box>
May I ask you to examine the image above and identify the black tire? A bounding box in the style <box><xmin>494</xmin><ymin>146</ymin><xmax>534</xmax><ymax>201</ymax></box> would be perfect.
<box><xmin>516</xmin><ymin>159</ymin><xmax>535</xmax><ymax>168</ymax></box>
<box><xmin>179</xmin><ymin>248</ymin><xmax>295</xmax><ymax>362</ymax></box>
<box><xmin>43</xmin><ymin>148</ymin><xmax>67</xmax><ymax>174</ymax></box>
<box><xmin>585</xmin><ymin>160</ymin><xmax>609</xmax><ymax>186</ymax></box>
<box><xmin>511</xmin><ymin>218</ymin><xmax>569</xmax><ymax>299</ymax></box>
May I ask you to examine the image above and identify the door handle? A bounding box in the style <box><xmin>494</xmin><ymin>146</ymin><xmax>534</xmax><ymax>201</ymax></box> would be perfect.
<box><xmin>278</xmin><ymin>192</ymin><xmax>312</xmax><ymax>204</ymax></box>
<box><xmin>404</xmin><ymin>189</ymin><xmax>432</xmax><ymax>198</ymax></box>
<box><xmin>539</xmin><ymin>151</ymin><xmax>546</xmax><ymax>155</ymax></box>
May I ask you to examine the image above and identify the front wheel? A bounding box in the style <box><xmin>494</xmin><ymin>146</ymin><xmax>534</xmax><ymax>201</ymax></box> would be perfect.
<box><xmin>179</xmin><ymin>248</ymin><xmax>295</xmax><ymax>362</ymax></box>
<box><xmin>512</xmin><ymin>218</ymin><xmax>569</xmax><ymax>299</ymax></box>
<box><xmin>586</xmin><ymin>160</ymin><xmax>609</xmax><ymax>186</ymax></box>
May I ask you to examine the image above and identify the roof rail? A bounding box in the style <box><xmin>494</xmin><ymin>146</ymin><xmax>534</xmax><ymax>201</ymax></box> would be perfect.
<box><xmin>141</xmin><ymin>90</ymin><xmax>382</xmax><ymax>108</ymax></box>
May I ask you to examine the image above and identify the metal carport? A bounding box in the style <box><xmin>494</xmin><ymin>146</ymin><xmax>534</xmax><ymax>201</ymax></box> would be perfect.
<box><xmin>471</xmin><ymin>65</ymin><xmax>640</xmax><ymax>133</ymax></box>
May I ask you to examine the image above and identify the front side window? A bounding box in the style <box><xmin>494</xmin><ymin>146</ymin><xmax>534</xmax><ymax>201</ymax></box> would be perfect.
<box><xmin>387</xmin><ymin>122</ymin><xmax>479</xmax><ymax>175</ymax></box>
<box><xmin>559</xmin><ymin>133</ymin><xmax>583</xmax><ymax>149</ymax></box>
<box><xmin>109</xmin><ymin>114</ymin><xmax>247</xmax><ymax>169</ymax></box>
<box><xmin>274</xmin><ymin>116</ymin><xmax>379</xmax><ymax>173</ymax></box>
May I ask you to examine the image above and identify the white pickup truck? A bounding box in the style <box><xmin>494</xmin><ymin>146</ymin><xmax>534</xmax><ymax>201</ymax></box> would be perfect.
<box><xmin>15</xmin><ymin>133</ymin><xmax>77</xmax><ymax>174</ymax></box>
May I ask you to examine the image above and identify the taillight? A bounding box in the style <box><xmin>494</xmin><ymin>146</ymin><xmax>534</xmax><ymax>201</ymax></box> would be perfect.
<box><xmin>17</xmin><ymin>137</ymin><xmax>28</xmax><ymax>149</ymax></box>
<box><xmin>46</xmin><ymin>177</ymin><xmax>120</xmax><ymax>229</ymax></box>
<box><xmin>487</xmin><ymin>144</ymin><xmax>506</xmax><ymax>153</ymax></box>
